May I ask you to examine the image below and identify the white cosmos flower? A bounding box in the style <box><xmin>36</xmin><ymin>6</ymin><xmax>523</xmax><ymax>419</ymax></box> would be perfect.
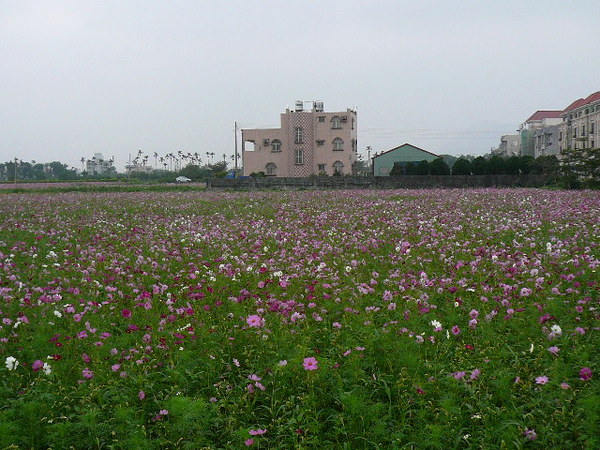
<box><xmin>5</xmin><ymin>356</ymin><xmax>19</xmax><ymax>370</ymax></box>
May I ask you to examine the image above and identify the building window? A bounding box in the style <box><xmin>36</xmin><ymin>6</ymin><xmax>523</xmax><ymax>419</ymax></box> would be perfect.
<box><xmin>294</xmin><ymin>127</ymin><xmax>304</xmax><ymax>144</ymax></box>
<box><xmin>333</xmin><ymin>160</ymin><xmax>344</xmax><ymax>174</ymax></box>
<box><xmin>333</xmin><ymin>138</ymin><xmax>344</xmax><ymax>151</ymax></box>
<box><xmin>582</xmin><ymin>125</ymin><xmax>586</xmax><ymax>136</ymax></box>
<box><xmin>295</xmin><ymin>149</ymin><xmax>304</xmax><ymax>165</ymax></box>
<box><xmin>573</xmin><ymin>127</ymin><xmax>577</xmax><ymax>138</ymax></box>
<box><xmin>316</xmin><ymin>140</ymin><xmax>325</xmax><ymax>146</ymax></box>
<box><xmin>265</xmin><ymin>163</ymin><xmax>277</xmax><ymax>176</ymax></box>
<box><xmin>271</xmin><ymin>140</ymin><xmax>282</xmax><ymax>152</ymax></box>
<box><xmin>331</xmin><ymin>116</ymin><xmax>342</xmax><ymax>129</ymax></box>
<box><xmin>318</xmin><ymin>164</ymin><xmax>326</xmax><ymax>173</ymax></box>
<box><xmin>591</xmin><ymin>140</ymin><xmax>595</xmax><ymax>148</ymax></box>
<box><xmin>318</xmin><ymin>116</ymin><xmax>325</xmax><ymax>123</ymax></box>
<box><xmin>591</xmin><ymin>122</ymin><xmax>595</xmax><ymax>134</ymax></box>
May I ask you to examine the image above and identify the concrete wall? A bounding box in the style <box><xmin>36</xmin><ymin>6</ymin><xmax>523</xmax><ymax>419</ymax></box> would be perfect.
<box><xmin>208</xmin><ymin>174</ymin><xmax>553</xmax><ymax>190</ymax></box>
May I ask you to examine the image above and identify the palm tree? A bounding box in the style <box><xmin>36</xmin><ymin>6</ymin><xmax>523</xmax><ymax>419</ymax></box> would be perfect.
<box><xmin>154</xmin><ymin>152</ymin><xmax>159</xmax><ymax>169</ymax></box>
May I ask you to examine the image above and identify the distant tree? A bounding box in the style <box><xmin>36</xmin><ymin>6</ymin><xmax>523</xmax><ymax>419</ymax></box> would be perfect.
<box><xmin>415</xmin><ymin>160</ymin><xmax>430</xmax><ymax>175</ymax></box>
<box><xmin>471</xmin><ymin>156</ymin><xmax>487</xmax><ymax>175</ymax></box>
<box><xmin>405</xmin><ymin>162</ymin><xmax>417</xmax><ymax>175</ymax></box>
<box><xmin>518</xmin><ymin>155</ymin><xmax>535</xmax><ymax>174</ymax></box>
<box><xmin>505</xmin><ymin>156</ymin><xmax>521</xmax><ymax>174</ymax></box>
<box><xmin>209</xmin><ymin>161</ymin><xmax>227</xmax><ymax>173</ymax></box>
<box><xmin>532</xmin><ymin>155</ymin><xmax>559</xmax><ymax>175</ymax></box>
<box><xmin>439</xmin><ymin>154</ymin><xmax>458</xmax><ymax>169</ymax></box>
<box><xmin>429</xmin><ymin>157</ymin><xmax>451</xmax><ymax>175</ymax></box>
<box><xmin>452</xmin><ymin>158</ymin><xmax>472</xmax><ymax>175</ymax></box>
<box><xmin>487</xmin><ymin>155</ymin><xmax>506</xmax><ymax>174</ymax></box>
<box><xmin>389</xmin><ymin>162</ymin><xmax>405</xmax><ymax>176</ymax></box>
<box><xmin>560</xmin><ymin>140</ymin><xmax>600</xmax><ymax>188</ymax></box>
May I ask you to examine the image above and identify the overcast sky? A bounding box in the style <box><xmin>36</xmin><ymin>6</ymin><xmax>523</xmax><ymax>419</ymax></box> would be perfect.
<box><xmin>1</xmin><ymin>0</ymin><xmax>599</xmax><ymax>171</ymax></box>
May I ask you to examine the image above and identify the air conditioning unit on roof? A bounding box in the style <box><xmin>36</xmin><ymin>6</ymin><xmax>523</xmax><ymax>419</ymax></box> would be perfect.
<box><xmin>263</xmin><ymin>139</ymin><xmax>270</xmax><ymax>146</ymax></box>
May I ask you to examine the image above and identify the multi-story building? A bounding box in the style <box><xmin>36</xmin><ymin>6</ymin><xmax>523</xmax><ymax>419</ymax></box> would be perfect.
<box><xmin>559</xmin><ymin>91</ymin><xmax>600</xmax><ymax>152</ymax></box>
<box><xmin>496</xmin><ymin>134</ymin><xmax>521</xmax><ymax>157</ymax></box>
<box><xmin>86</xmin><ymin>153</ymin><xmax>115</xmax><ymax>175</ymax></box>
<box><xmin>242</xmin><ymin>101</ymin><xmax>357</xmax><ymax>177</ymax></box>
<box><xmin>533</xmin><ymin>125</ymin><xmax>560</xmax><ymax>158</ymax></box>
<box><xmin>518</xmin><ymin>111</ymin><xmax>562</xmax><ymax>157</ymax></box>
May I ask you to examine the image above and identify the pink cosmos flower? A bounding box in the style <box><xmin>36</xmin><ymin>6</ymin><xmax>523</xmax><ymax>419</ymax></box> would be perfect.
<box><xmin>121</xmin><ymin>309</ymin><xmax>132</xmax><ymax>319</ymax></box>
<box><xmin>579</xmin><ymin>367</ymin><xmax>592</xmax><ymax>381</ymax></box>
<box><xmin>560</xmin><ymin>382</ymin><xmax>571</xmax><ymax>390</ymax></box>
<box><xmin>547</xmin><ymin>346</ymin><xmax>560</xmax><ymax>356</ymax></box>
<box><xmin>303</xmin><ymin>357</ymin><xmax>318</xmax><ymax>371</ymax></box>
<box><xmin>31</xmin><ymin>360</ymin><xmax>44</xmax><ymax>372</ymax></box>
<box><xmin>138</xmin><ymin>390</ymin><xmax>145</xmax><ymax>400</ymax></box>
<box><xmin>451</xmin><ymin>325</ymin><xmax>461</xmax><ymax>336</ymax></box>
<box><xmin>246</xmin><ymin>315</ymin><xmax>265</xmax><ymax>328</ymax></box>
<box><xmin>82</xmin><ymin>368</ymin><xmax>94</xmax><ymax>379</ymax></box>
<box><xmin>535</xmin><ymin>376</ymin><xmax>549</xmax><ymax>385</ymax></box>
<box><xmin>523</xmin><ymin>428</ymin><xmax>537</xmax><ymax>441</ymax></box>
<box><xmin>249</xmin><ymin>429</ymin><xmax>267</xmax><ymax>436</ymax></box>
<box><xmin>245</xmin><ymin>439</ymin><xmax>254</xmax><ymax>446</ymax></box>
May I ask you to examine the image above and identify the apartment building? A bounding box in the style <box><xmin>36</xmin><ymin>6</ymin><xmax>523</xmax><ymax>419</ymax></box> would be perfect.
<box><xmin>559</xmin><ymin>91</ymin><xmax>600</xmax><ymax>152</ymax></box>
<box><xmin>518</xmin><ymin>111</ymin><xmax>562</xmax><ymax>157</ymax></box>
<box><xmin>242</xmin><ymin>101</ymin><xmax>358</xmax><ymax>177</ymax></box>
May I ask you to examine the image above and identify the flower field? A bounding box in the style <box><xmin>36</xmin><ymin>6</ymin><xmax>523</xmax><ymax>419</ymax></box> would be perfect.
<box><xmin>0</xmin><ymin>188</ymin><xmax>598</xmax><ymax>448</ymax></box>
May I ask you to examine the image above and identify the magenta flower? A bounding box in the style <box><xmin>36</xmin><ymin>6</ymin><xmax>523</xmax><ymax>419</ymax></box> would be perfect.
<box><xmin>523</xmin><ymin>428</ymin><xmax>537</xmax><ymax>441</ymax></box>
<box><xmin>303</xmin><ymin>357</ymin><xmax>318</xmax><ymax>371</ymax></box>
<box><xmin>138</xmin><ymin>390</ymin><xmax>146</xmax><ymax>400</ymax></box>
<box><xmin>547</xmin><ymin>346</ymin><xmax>560</xmax><ymax>356</ymax></box>
<box><xmin>560</xmin><ymin>382</ymin><xmax>571</xmax><ymax>390</ymax></box>
<box><xmin>246</xmin><ymin>315</ymin><xmax>265</xmax><ymax>328</ymax></box>
<box><xmin>451</xmin><ymin>325</ymin><xmax>461</xmax><ymax>336</ymax></box>
<box><xmin>82</xmin><ymin>368</ymin><xmax>94</xmax><ymax>379</ymax></box>
<box><xmin>245</xmin><ymin>439</ymin><xmax>254</xmax><ymax>446</ymax></box>
<box><xmin>31</xmin><ymin>360</ymin><xmax>44</xmax><ymax>372</ymax></box>
<box><xmin>249</xmin><ymin>429</ymin><xmax>267</xmax><ymax>436</ymax></box>
<box><xmin>579</xmin><ymin>367</ymin><xmax>593</xmax><ymax>381</ymax></box>
<box><xmin>535</xmin><ymin>376</ymin><xmax>549</xmax><ymax>385</ymax></box>
<box><xmin>121</xmin><ymin>309</ymin><xmax>132</xmax><ymax>318</ymax></box>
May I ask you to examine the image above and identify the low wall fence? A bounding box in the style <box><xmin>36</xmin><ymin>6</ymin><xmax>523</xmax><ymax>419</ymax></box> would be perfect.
<box><xmin>207</xmin><ymin>174</ymin><xmax>554</xmax><ymax>190</ymax></box>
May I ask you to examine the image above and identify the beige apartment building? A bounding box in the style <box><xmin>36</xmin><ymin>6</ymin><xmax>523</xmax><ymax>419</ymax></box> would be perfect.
<box><xmin>242</xmin><ymin>101</ymin><xmax>358</xmax><ymax>177</ymax></box>
<box><xmin>559</xmin><ymin>91</ymin><xmax>600</xmax><ymax>152</ymax></box>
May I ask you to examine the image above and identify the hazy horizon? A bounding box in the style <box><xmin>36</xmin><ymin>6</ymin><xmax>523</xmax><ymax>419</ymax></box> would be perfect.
<box><xmin>1</xmin><ymin>1</ymin><xmax>598</xmax><ymax>171</ymax></box>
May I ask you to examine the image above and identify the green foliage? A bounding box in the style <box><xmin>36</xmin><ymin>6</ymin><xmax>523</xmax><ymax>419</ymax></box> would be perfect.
<box><xmin>471</xmin><ymin>156</ymin><xmax>487</xmax><ymax>175</ymax></box>
<box><xmin>451</xmin><ymin>158</ymin><xmax>472</xmax><ymax>175</ymax></box>
<box><xmin>429</xmin><ymin>157</ymin><xmax>451</xmax><ymax>175</ymax></box>
<box><xmin>560</xmin><ymin>142</ymin><xmax>600</xmax><ymax>188</ymax></box>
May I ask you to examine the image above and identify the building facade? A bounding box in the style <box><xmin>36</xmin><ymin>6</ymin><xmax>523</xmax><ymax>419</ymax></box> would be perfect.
<box><xmin>533</xmin><ymin>126</ymin><xmax>560</xmax><ymax>158</ymax></box>
<box><xmin>242</xmin><ymin>101</ymin><xmax>358</xmax><ymax>177</ymax></box>
<box><xmin>86</xmin><ymin>153</ymin><xmax>115</xmax><ymax>175</ymax></box>
<box><xmin>559</xmin><ymin>91</ymin><xmax>600</xmax><ymax>152</ymax></box>
<box><xmin>497</xmin><ymin>134</ymin><xmax>521</xmax><ymax>157</ymax></box>
<box><xmin>518</xmin><ymin>111</ymin><xmax>562</xmax><ymax>157</ymax></box>
<box><xmin>372</xmin><ymin>143</ymin><xmax>439</xmax><ymax>176</ymax></box>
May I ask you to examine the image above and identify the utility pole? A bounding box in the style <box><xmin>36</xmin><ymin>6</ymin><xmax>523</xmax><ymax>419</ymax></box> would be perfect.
<box><xmin>234</xmin><ymin>121</ymin><xmax>238</xmax><ymax>177</ymax></box>
<box><xmin>14</xmin><ymin>157</ymin><xmax>18</xmax><ymax>183</ymax></box>
<box><xmin>366</xmin><ymin>146</ymin><xmax>372</xmax><ymax>176</ymax></box>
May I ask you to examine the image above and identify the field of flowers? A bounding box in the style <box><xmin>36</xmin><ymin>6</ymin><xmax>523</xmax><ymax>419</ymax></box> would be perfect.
<box><xmin>0</xmin><ymin>188</ymin><xmax>597</xmax><ymax>448</ymax></box>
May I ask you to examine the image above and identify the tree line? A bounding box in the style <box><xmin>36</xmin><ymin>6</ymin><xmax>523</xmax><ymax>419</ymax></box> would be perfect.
<box><xmin>390</xmin><ymin>155</ymin><xmax>560</xmax><ymax>176</ymax></box>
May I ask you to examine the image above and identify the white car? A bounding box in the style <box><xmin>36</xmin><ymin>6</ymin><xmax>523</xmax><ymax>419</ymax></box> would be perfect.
<box><xmin>175</xmin><ymin>176</ymin><xmax>191</xmax><ymax>183</ymax></box>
